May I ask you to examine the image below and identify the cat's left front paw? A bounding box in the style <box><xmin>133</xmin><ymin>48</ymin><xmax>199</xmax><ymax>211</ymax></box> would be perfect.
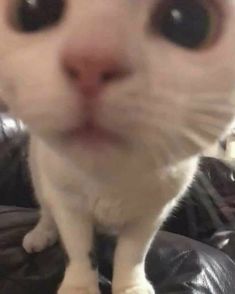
<box><xmin>113</xmin><ymin>280</ymin><xmax>155</xmax><ymax>294</ymax></box>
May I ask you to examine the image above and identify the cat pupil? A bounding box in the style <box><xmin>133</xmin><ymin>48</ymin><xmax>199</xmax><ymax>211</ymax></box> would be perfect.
<box><xmin>151</xmin><ymin>0</ymin><xmax>211</xmax><ymax>49</ymax></box>
<box><xmin>16</xmin><ymin>0</ymin><xmax>65</xmax><ymax>32</ymax></box>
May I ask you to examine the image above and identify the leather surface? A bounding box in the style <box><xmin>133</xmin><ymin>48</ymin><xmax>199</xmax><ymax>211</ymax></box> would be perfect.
<box><xmin>0</xmin><ymin>206</ymin><xmax>235</xmax><ymax>294</ymax></box>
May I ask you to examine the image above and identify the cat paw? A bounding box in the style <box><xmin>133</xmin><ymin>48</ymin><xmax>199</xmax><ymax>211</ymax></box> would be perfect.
<box><xmin>58</xmin><ymin>284</ymin><xmax>100</xmax><ymax>294</ymax></box>
<box><xmin>23</xmin><ymin>226</ymin><xmax>58</xmax><ymax>253</ymax></box>
<box><xmin>114</xmin><ymin>280</ymin><xmax>155</xmax><ymax>294</ymax></box>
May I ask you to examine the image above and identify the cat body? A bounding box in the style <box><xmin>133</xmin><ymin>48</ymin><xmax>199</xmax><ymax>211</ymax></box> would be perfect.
<box><xmin>30</xmin><ymin>133</ymin><xmax>198</xmax><ymax>232</ymax></box>
<box><xmin>1</xmin><ymin>0</ymin><xmax>235</xmax><ymax>293</ymax></box>
<box><xmin>27</xmin><ymin>133</ymin><xmax>197</xmax><ymax>294</ymax></box>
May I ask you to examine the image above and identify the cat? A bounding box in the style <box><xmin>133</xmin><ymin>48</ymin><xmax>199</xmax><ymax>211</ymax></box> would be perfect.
<box><xmin>0</xmin><ymin>0</ymin><xmax>235</xmax><ymax>293</ymax></box>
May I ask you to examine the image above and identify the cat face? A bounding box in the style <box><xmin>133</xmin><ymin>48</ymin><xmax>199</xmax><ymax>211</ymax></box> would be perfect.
<box><xmin>0</xmin><ymin>0</ymin><xmax>235</xmax><ymax>171</ymax></box>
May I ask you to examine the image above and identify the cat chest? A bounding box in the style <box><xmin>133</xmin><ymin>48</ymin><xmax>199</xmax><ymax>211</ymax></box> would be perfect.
<box><xmin>87</xmin><ymin>194</ymin><xmax>129</xmax><ymax>228</ymax></box>
<box><xmin>85</xmin><ymin>191</ymin><xmax>159</xmax><ymax>230</ymax></box>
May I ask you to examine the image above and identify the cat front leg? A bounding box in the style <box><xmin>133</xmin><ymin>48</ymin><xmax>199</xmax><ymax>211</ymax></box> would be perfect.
<box><xmin>23</xmin><ymin>203</ymin><xmax>58</xmax><ymax>253</ymax></box>
<box><xmin>112</xmin><ymin>216</ymin><xmax>157</xmax><ymax>294</ymax></box>
<box><xmin>51</xmin><ymin>202</ymin><xmax>100</xmax><ymax>294</ymax></box>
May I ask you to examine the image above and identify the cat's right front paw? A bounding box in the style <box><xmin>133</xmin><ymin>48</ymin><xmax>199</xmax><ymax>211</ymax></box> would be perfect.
<box><xmin>113</xmin><ymin>279</ymin><xmax>155</xmax><ymax>294</ymax></box>
<box><xmin>23</xmin><ymin>226</ymin><xmax>58</xmax><ymax>253</ymax></box>
<box><xmin>58</xmin><ymin>284</ymin><xmax>100</xmax><ymax>294</ymax></box>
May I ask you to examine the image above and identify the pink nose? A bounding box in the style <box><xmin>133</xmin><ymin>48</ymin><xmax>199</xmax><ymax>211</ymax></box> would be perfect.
<box><xmin>63</xmin><ymin>50</ymin><xmax>129</xmax><ymax>99</ymax></box>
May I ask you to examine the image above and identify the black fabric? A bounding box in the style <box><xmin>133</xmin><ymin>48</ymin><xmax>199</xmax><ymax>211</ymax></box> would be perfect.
<box><xmin>163</xmin><ymin>157</ymin><xmax>235</xmax><ymax>241</ymax></box>
<box><xmin>208</xmin><ymin>230</ymin><xmax>235</xmax><ymax>262</ymax></box>
<box><xmin>1</xmin><ymin>206</ymin><xmax>235</xmax><ymax>294</ymax></box>
<box><xmin>0</xmin><ymin>207</ymin><xmax>64</xmax><ymax>294</ymax></box>
<box><xmin>0</xmin><ymin>114</ymin><xmax>34</xmax><ymax>208</ymax></box>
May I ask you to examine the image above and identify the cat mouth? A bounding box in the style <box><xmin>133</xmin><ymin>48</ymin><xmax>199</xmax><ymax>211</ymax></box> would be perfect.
<box><xmin>63</xmin><ymin>120</ymin><xmax>125</xmax><ymax>148</ymax></box>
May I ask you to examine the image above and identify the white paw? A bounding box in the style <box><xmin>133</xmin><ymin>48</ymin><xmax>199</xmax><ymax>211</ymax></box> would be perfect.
<box><xmin>23</xmin><ymin>226</ymin><xmax>58</xmax><ymax>253</ymax></box>
<box><xmin>59</xmin><ymin>263</ymin><xmax>100</xmax><ymax>294</ymax></box>
<box><xmin>58</xmin><ymin>284</ymin><xmax>100</xmax><ymax>294</ymax></box>
<box><xmin>114</xmin><ymin>280</ymin><xmax>155</xmax><ymax>294</ymax></box>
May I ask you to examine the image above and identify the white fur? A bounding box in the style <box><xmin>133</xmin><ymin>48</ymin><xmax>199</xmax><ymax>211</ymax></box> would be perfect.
<box><xmin>1</xmin><ymin>1</ymin><xmax>235</xmax><ymax>293</ymax></box>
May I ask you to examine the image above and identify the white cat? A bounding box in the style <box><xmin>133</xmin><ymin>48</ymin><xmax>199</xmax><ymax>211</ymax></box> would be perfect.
<box><xmin>0</xmin><ymin>0</ymin><xmax>235</xmax><ymax>293</ymax></box>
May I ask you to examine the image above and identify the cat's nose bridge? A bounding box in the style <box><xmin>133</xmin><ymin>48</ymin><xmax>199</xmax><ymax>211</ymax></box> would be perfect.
<box><xmin>68</xmin><ymin>0</ymin><xmax>129</xmax><ymax>30</ymax></box>
<box><xmin>61</xmin><ymin>11</ymin><xmax>133</xmax><ymax>99</ymax></box>
<box><xmin>67</xmin><ymin>0</ymin><xmax>131</xmax><ymax>46</ymax></box>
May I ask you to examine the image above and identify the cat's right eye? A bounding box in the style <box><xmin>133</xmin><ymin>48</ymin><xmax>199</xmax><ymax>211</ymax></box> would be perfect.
<box><xmin>11</xmin><ymin>0</ymin><xmax>65</xmax><ymax>33</ymax></box>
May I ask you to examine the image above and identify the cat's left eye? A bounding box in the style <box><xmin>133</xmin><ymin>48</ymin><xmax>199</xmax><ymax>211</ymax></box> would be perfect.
<box><xmin>149</xmin><ymin>0</ymin><xmax>222</xmax><ymax>50</ymax></box>
<box><xmin>10</xmin><ymin>0</ymin><xmax>65</xmax><ymax>33</ymax></box>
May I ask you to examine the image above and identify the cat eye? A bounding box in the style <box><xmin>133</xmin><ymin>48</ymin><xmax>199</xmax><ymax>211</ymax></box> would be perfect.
<box><xmin>11</xmin><ymin>0</ymin><xmax>65</xmax><ymax>32</ymax></box>
<box><xmin>150</xmin><ymin>0</ymin><xmax>221</xmax><ymax>49</ymax></box>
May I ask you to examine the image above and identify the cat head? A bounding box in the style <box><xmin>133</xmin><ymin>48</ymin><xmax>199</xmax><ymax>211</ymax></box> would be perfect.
<box><xmin>0</xmin><ymin>0</ymin><xmax>235</xmax><ymax>173</ymax></box>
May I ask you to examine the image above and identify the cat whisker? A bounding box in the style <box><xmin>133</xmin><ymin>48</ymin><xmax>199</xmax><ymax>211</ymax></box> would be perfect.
<box><xmin>179</xmin><ymin>127</ymin><xmax>210</xmax><ymax>150</ymax></box>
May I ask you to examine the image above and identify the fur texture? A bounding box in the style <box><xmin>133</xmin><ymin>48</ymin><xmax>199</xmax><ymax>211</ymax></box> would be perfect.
<box><xmin>1</xmin><ymin>1</ymin><xmax>235</xmax><ymax>293</ymax></box>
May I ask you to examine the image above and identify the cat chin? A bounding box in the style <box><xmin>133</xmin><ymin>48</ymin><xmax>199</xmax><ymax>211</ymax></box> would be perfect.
<box><xmin>41</xmin><ymin>135</ymin><xmax>159</xmax><ymax>179</ymax></box>
<box><xmin>61</xmin><ymin>126</ymin><xmax>126</xmax><ymax>151</ymax></box>
<box><xmin>41</xmin><ymin>133</ymin><xmax>128</xmax><ymax>169</ymax></box>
